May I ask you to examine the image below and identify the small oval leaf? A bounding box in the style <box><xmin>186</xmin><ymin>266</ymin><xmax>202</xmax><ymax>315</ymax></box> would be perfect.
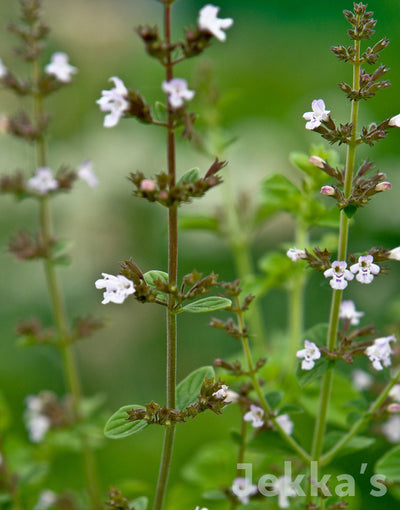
<box><xmin>178</xmin><ymin>168</ymin><xmax>200</xmax><ymax>184</ymax></box>
<box><xmin>182</xmin><ymin>296</ymin><xmax>231</xmax><ymax>314</ymax></box>
<box><xmin>176</xmin><ymin>366</ymin><xmax>215</xmax><ymax>410</ymax></box>
<box><xmin>129</xmin><ymin>496</ymin><xmax>148</xmax><ymax>510</ymax></box>
<box><xmin>143</xmin><ymin>270</ymin><xmax>169</xmax><ymax>287</ymax></box>
<box><xmin>104</xmin><ymin>405</ymin><xmax>148</xmax><ymax>439</ymax></box>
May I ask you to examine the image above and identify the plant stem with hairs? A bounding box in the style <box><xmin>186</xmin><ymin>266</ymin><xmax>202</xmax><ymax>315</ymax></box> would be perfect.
<box><xmin>310</xmin><ymin>29</ymin><xmax>361</xmax><ymax>477</ymax></box>
<box><xmin>152</xmin><ymin>4</ymin><xmax>178</xmax><ymax>510</ymax></box>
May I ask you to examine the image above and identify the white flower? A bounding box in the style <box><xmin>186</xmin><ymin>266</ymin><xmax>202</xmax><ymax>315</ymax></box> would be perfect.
<box><xmin>272</xmin><ymin>476</ymin><xmax>297</xmax><ymax>509</ymax></box>
<box><xmin>162</xmin><ymin>78</ymin><xmax>194</xmax><ymax>109</ymax></box>
<box><xmin>389</xmin><ymin>114</ymin><xmax>400</xmax><ymax>127</ymax></box>
<box><xmin>212</xmin><ymin>384</ymin><xmax>229</xmax><ymax>399</ymax></box>
<box><xmin>303</xmin><ymin>99</ymin><xmax>330</xmax><ymax>130</ymax></box>
<box><xmin>0</xmin><ymin>58</ymin><xmax>7</xmax><ymax>79</ymax></box>
<box><xmin>97</xmin><ymin>77</ymin><xmax>129</xmax><ymax>128</ymax></box>
<box><xmin>77</xmin><ymin>160</ymin><xmax>98</xmax><ymax>188</ymax></box>
<box><xmin>195</xmin><ymin>507</ymin><xmax>208</xmax><ymax>510</ymax></box>
<box><xmin>231</xmin><ymin>477</ymin><xmax>258</xmax><ymax>505</ymax></box>
<box><xmin>388</xmin><ymin>247</ymin><xmax>400</xmax><ymax>261</ymax></box>
<box><xmin>350</xmin><ymin>255</ymin><xmax>380</xmax><ymax>284</ymax></box>
<box><xmin>324</xmin><ymin>260</ymin><xmax>354</xmax><ymax>290</ymax></box>
<box><xmin>365</xmin><ymin>335</ymin><xmax>396</xmax><ymax>371</ymax></box>
<box><xmin>34</xmin><ymin>490</ymin><xmax>57</xmax><ymax>510</ymax></box>
<box><xmin>27</xmin><ymin>167</ymin><xmax>59</xmax><ymax>195</ymax></box>
<box><xmin>197</xmin><ymin>4</ymin><xmax>233</xmax><ymax>42</ymax></box>
<box><xmin>286</xmin><ymin>247</ymin><xmax>306</xmax><ymax>262</ymax></box>
<box><xmin>382</xmin><ymin>415</ymin><xmax>400</xmax><ymax>443</ymax></box>
<box><xmin>296</xmin><ymin>340</ymin><xmax>321</xmax><ymax>370</ymax></box>
<box><xmin>352</xmin><ymin>369</ymin><xmax>372</xmax><ymax>391</ymax></box>
<box><xmin>339</xmin><ymin>300</ymin><xmax>364</xmax><ymax>325</ymax></box>
<box><xmin>225</xmin><ymin>390</ymin><xmax>240</xmax><ymax>403</ymax></box>
<box><xmin>389</xmin><ymin>384</ymin><xmax>400</xmax><ymax>402</ymax></box>
<box><xmin>24</xmin><ymin>395</ymin><xmax>51</xmax><ymax>443</ymax></box>
<box><xmin>44</xmin><ymin>52</ymin><xmax>77</xmax><ymax>83</ymax></box>
<box><xmin>244</xmin><ymin>404</ymin><xmax>264</xmax><ymax>428</ymax></box>
<box><xmin>275</xmin><ymin>414</ymin><xmax>294</xmax><ymax>436</ymax></box>
<box><xmin>95</xmin><ymin>273</ymin><xmax>135</xmax><ymax>304</ymax></box>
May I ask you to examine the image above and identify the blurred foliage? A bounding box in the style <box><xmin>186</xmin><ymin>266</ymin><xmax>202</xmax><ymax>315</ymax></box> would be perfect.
<box><xmin>1</xmin><ymin>0</ymin><xmax>400</xmax><ymax>509</ymax></box>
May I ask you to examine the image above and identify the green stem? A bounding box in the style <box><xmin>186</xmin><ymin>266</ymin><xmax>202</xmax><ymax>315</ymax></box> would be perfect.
<box><xmin>235</xmin><ymin>297</ymin><xmax>311</xmax><ymax>463</ymax></box>
<box><xmin>310</xmin><ymin>38</ymin><xmax>361</xmax><ymax>467</ymax></box>
<box><xmin>32</xmin><ymin>57</ymin><xmax>101</xmax><ymax>510</ymax></box>
<box><xmin>153</xmin><ymin>4</ymin><xmax>177</xmax><ymax>510</ymax></box>
<box><xmin>229</xmin><ymin>415</ymin><xmax>247</xmax><ymax>510</ymax></box>
<box><xmin>321</xmin><ymin>367</ymin><xmax>400</xmax><ymax>466</ymax></box>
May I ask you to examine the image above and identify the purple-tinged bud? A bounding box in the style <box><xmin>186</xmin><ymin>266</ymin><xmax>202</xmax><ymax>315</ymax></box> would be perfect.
<box><xmin>388</xmin><ymin>403</ymin><xmax>400</xmax><ymax>413</ymax></box>
<box><xmin>309</xmin><ymin>155</ymin><xmax>325</xmax><ymax>169</ymax></box>
<box><xmin>158</xmin><ymin>191</ymin><xmax>168</xmax><ymax>201</ymax></box>
<box><xmin>377</xmin><ymin>172</ymin><xmax>386</xmax><ymax>180</ymax></box>
<box><xmin>320</xmin><ymin>185</ymin><xmax>335</xmax><ymax>196</ymax></box>
<box><xmin>389</xmin><ymin>114</ymin><xmax>400</xmax><ymax>127</ymax></box>
<box><xmin>140</xmin><ymin>179</ymin><xmax>156</xmax><ymax>192</ymax></box>
<box><xmin>375</xmin><ymin>181</ymin><xmax>391</xmax><ymax>192</ymax></box>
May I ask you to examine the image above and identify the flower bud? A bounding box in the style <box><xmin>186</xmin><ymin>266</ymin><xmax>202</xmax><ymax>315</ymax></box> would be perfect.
<box><xmin>320</xmin><ymin>185</ymin><xmax>335</xmax><ymax>196</ymax></box>
<box><xmin>388</xmin><ymin>247</ymin><xmax>400</xmax><ymax>261</ymax></box>
<box><xmin>389</xmin><ymin>114</ymin><xmax>400</xmax><ymax>127</ymax></box>
<box><xmin>140</xmin><ymin>179</ymin><xmax>156</xmax><ymax>192</ymax></box>
<box><xmin>0</xmin><ymin>115</ymin><xmax>9</xmax><ymax>134</ymax></box>
<box><xmin>375</xmin><ymin>181</ymin><xmax>391</xmax><ymax>192</ymax></box>
<box><xmin>309</xmin><ymin>155</ymin><xmax>325</xmax><ymax>169</ymax></box>
<box><xmin>388</xmin><ymin>403</ymin><xmax>400</xmax><ymax>413</ymax></box>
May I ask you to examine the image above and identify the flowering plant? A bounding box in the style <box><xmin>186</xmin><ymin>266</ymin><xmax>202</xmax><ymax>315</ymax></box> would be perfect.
<box><xmin>2</xmin><ymin>1</ymin><xmax>400</xmax><ymax>510</ymax></box>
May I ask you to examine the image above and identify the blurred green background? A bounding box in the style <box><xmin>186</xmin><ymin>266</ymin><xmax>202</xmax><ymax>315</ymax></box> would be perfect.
<box><xmin>1</xmin><ymin>0</ymin><xmax>400</xmax><ymax>508</ymax></box>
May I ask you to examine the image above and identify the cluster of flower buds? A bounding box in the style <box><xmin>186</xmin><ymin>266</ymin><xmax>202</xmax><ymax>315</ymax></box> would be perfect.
<box><xmin>106</xmin><ymin>486</ymin><xmax>131</xmax><ymax>510</ymax></box>
<box><xmin>129</xmin><ymin>159</ymin><xmax>226</xmax><ymax>208</ymax></box>
<box><xmin>309</xmin><ymin>156</ymin><xmax>392</xmax><ymax>214</ymax></box>
<box><xmin>214</xmin><ymin>357</ymin><xmax>266</xmax><ymax>375</ymax></box>
<box><xmin>0</xmin><ymin>162</ymin><xmax>97</xmax><ymax>200</ymax></box>
<box><xmin>126</xmin><ymin>378</ymin><xmax>230</xmax><ymax>426</ymax></box>
<box><xmin>15</xmin><ymin>315</ymin><xmax>104</xmax><ymax>347</ymax></box>
<box><xmin>137</xmin><ymin>4</ymin><xmax>233</xmax><ymax>65</ymax></box>
<box><xmin>117</xmin><ymin>260</ymin><xmax>225</xmax><ymax>308</ymax></box>
<box><xmin>339</xmin><ymin>64</ymin><xmax>390</xmax><ymax>101</ymax></box>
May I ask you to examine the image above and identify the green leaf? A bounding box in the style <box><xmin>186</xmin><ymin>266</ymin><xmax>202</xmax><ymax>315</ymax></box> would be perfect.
<box><xmin>343</xmin><ymin>204</ymin><xmax>358</xmax><ymax>218</ymax></box>
<box><xmin>247</xmin><ymin>430</ymin><xmax>293</xmax><ymax>456</ymax></box>
<box><xmin>279</xmin><ymin>404</ymin><xmax>304</xmax><ymax>415</ymax></box>
<box><xmin>323</xmin><ymin>431</ymin><xmax>375</xmax><ymax>457</ymax></box>
<box><xmin>178</xmin><ymin>168</ymin><xmax>200</xmax><ymax>184</ymax></box>
<box><xmin>143</xmin><ymin>270</ymin><xmax>169</xmax><ymax>287</ymax></box>
<box><xmin>0</xmin><ymin>494</ymin><xmax>11</xmax><ymax>503</ymax></box>
<box><xmin>303</xmin><ymin>323</ymin><xmax>329</xmax><ymax>344</ymax></box>
<box><xmin>143</xmin><ymin>270</ymin><xmax>169</xmax><ymax>302</ymax></box>
<box><xmin>265</xmin><ymin>391</ymin><xmax>283</xmax><ymax>409</ymax></box>
<box><xmin>181</xmin><ymin>296</ymin><xmax>231</xmax><ymax>314</ymax></box>
<box><xmin>104</xmin><ymin>405</ymin><xmax>148</xmax><ymax>439</ymax></box>
<box><xmin>296</xmin><ymin>357</ymin><xmax>334</xmax><ymax>387</ymax></box>
<box><xmin>259</xmin><ymin>174</ymin><xmax>303</xmax><ymax>216</ymax></box>
<box><xmin>129</xmin><ymin>496</ymin><xmax>148</xmax><ymax>510</ymax></box>
<box><xmin>178</xmin><ymin>215</ymin><xmax>219</xmax><ymax>232</ymax></box>
<box><xmin>375</xmin><ymin>445</ymin><xmax>400</xmax><ymax>482</ymax></box>
<box><xmin>176</xmin><ymin>366</ymin><xmax>215</xmax><ymax>410</ymax></box>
